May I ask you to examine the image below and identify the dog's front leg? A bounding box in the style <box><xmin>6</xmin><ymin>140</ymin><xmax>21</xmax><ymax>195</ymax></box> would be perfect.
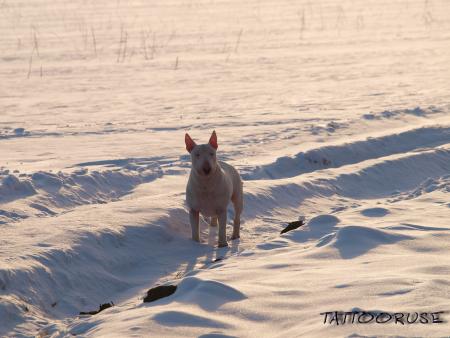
<box><xmin>189</xmin><ymin>209</ymin><xmax>200</xmax><ymax>242</ymax></box>
<box><xmin>217</xmin><ymin>211</ymin><xmax>228</xmax><ymax>247</ymax></box>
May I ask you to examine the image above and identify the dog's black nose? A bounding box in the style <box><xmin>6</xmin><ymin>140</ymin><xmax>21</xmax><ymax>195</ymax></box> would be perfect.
<box><xmin>203</xmin><ymin>166</ymin><xmax>211</xmax><ymax>175</ymax></box>
<box><xmin>202</xmin><ymin>163</ymin><xmax>211</xmax><ymax>175</ymax></box>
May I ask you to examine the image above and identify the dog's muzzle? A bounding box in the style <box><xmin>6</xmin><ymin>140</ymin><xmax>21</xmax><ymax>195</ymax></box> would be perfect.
<box><xmin>202</xmin><ymin>163</ymin><xmax>211</xmax><ymax>175</ymax></box>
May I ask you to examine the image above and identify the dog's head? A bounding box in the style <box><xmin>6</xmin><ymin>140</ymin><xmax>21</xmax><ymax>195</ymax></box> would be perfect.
<box><xmin>185</xmin><ymin>130</ymin><xmax>218</xmax><ymax>177</ymax></box>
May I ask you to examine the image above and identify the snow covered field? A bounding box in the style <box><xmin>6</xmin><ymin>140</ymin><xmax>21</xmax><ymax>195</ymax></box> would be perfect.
<box><xmin>1</xmin><ymin>0</ymin><xmax>450</xmax><ymax>336</ymax></box>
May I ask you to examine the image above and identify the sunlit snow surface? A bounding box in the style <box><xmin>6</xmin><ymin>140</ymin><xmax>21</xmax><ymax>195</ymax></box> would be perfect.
<box><xmin>1</xmin><ymin>0</ymin><xmax>450</xmax><ymax>336</ymax></box>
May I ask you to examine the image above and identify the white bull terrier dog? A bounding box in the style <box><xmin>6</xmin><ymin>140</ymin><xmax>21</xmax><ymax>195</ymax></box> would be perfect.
<box><xmin>185</xmin><ymin>130</ymin><xmax>243</xmax><ymax>247</ymax></box>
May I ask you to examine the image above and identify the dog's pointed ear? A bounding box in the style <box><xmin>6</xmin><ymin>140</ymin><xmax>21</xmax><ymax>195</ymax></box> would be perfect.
<box><xmin>209</xmin><ymin>130</ymin><xmax>218</xmax><ymax>149</ymax></box>
<box><xmin>185</xmin><ymin>133</ymin><xmax>196</xmax><ymax>153</ymax></box>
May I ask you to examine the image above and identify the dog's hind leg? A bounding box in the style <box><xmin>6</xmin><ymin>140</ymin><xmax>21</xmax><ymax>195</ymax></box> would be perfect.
<box><xmin>189</xmin><ymin>209</ymin><xmax>200</xmax><ymax>242</ymax></box>
<box><xmin>210</xmin><ymin>217</ymin><xmax>218</xmax><ymax>227</ymax></box>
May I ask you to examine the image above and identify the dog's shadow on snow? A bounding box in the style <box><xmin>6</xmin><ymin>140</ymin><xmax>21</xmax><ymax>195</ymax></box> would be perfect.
<box><xmin>160</xmin><ymin>208</ymin><xmax>241</xmax><ymax>281</ymax></box>
<box><xmin>204</xmin><ymin>225</ymin><xmax>241</xmax><ymax>266</ymax></box>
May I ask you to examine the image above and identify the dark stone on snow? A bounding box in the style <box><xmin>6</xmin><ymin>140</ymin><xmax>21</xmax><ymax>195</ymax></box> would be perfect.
<box><xmin>79</xmin><ymin>302</ymin><xmax>114</xmax><ymax>315</ymax></box>
<box><xmin>280</xmin><ymin>220</ymin><xmax>305</xmax><ymax>234</ymax></box>
<box><xmin>143</xmin><ymin>285</ymin><xmax>177</xmax><ymax>303</ymax></box>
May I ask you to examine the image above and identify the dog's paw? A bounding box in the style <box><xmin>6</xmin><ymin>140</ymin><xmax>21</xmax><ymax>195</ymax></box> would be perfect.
<box><xmin>231</xmin><ymin>234</ymin><xmax>240</xmax><ymax>240</ymax></box>
<box><xmin>218</xmin><ymin>241</ymin><xmax>229</xmax><ymax>248</ymax></box>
